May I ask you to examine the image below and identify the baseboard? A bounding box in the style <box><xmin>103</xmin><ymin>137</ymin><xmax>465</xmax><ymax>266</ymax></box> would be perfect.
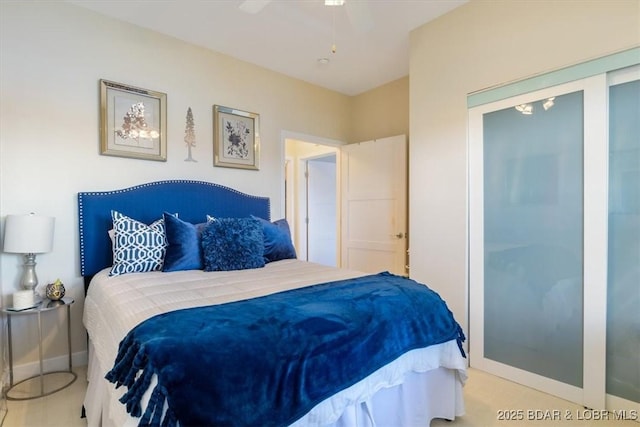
<box><xmin>9</xmin><ymin>350</ymin><xmax>87</xmax><ymax>383</ymax></box>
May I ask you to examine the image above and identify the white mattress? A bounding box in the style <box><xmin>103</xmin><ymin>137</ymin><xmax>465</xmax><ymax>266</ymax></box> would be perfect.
<box><xmin>83</xmin><ymin>259</ymin><xmax>467</xmax><ymax>426</ymax></box>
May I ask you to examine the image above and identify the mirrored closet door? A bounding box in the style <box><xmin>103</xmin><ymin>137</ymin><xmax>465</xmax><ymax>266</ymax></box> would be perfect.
<box><xmin>606</xmin><ymin>66</ymin><xmax>639</xmax><ymax>413</ymax></box>
<box><xmin>469</xmin><ymin>60</ymin><xmax>639</xmax><ymax>414</ymax></box>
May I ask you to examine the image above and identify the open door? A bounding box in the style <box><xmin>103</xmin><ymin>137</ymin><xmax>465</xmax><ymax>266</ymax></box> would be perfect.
<box><xmin>340</xmin><ymin>135</ymin><xmax>407</xmax><ymax>275</ymax></box>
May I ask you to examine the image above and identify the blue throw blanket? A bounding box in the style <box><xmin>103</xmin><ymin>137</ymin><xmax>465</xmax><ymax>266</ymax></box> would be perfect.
<box><xmin>106</xmin><ymin>272</ymin><xmax>465</xmax><ymax>427</ymax></box>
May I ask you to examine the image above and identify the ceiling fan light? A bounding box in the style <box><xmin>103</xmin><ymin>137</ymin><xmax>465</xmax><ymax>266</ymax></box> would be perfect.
<box><xmin>238</xmin><ymin>0</ymin><xmax>271</xmax><ymax>14</ymax></box>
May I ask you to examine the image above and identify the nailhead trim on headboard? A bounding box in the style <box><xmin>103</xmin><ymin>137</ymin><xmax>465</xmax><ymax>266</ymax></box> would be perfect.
<box><xmin>78</xmin><ymin>180</ymin><xmax>271</xmax><ymax>277</ymax></box>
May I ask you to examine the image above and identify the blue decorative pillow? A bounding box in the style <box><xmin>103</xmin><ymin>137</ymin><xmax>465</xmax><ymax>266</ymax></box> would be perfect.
<box><xmin>162</xmin><ymin>213</ymin><xmax>206</xmax><ymax>272</ymax></box>
<box><xmin>110</xmin><ymin>211</ymin><xmax>168</xmax><ymax>276</ymax></box>
<box><xmin>201</xmin><ymin>217</ymin><xmax>265</xmax><ymax>271</ymax></box>
<box><xmin>252</xmin><ymin>216</ymin><xmax>297</xmax><ymax>263</ymax></box>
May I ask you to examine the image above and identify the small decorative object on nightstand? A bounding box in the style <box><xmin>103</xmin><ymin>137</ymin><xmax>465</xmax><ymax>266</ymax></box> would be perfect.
<box><xmin>45</xmin><ymin>279</ymin><xmax>65</xmax><ymax>300</ymax></box>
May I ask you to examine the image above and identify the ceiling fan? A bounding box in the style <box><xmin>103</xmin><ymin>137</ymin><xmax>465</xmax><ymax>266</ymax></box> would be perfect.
<box><xmin>238</xmin><ymin>0</ymin><xmax>374</xmax><ymax>35</ymax></box>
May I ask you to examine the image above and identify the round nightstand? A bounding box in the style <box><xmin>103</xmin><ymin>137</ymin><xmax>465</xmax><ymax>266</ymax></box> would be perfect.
<box><xmin>2</xmin><ymin>297</ymin><xmax>77</xmax><ymax>400</ymax></box>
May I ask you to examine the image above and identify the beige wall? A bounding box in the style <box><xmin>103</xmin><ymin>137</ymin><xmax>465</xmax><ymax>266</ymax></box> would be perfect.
<box><xmin>350</xmin><ymin>77</ymin><xmax>409</xmax><ymax>143</ymax></box>
<box><xmin>0</xmin><ymin>1</ymin><xmax>352</xmax><ymax>374</ymax></box>
<box><xmin>409</xmin><ymin>0</ymin><xmax>640</xmax><ymax>337</ymax></box>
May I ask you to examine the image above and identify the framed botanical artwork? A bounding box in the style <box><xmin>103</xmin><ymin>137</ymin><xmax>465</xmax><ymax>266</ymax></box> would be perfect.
<box><xmin>100</xmin><ymin>79</ymin><xmax>167</xmax><ymax>161</ymax></box>
<box><xmin>213</xmin><ymin>105</ymin><xmax>260</xmax><ymax>170</ymax></box>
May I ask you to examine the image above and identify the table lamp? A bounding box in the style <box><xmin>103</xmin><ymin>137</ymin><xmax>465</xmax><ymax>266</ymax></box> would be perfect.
<box><xmin>3</xmin><ymin>213</ymin><xmax>55</xmax><ymax>291</ymax></box>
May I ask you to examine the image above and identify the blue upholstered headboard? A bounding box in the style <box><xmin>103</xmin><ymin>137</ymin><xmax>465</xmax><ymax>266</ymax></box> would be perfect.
<box><xmin>78</xmin><ymin>180</ymin><xmax>270</xmax><ymax>277</ymax></box>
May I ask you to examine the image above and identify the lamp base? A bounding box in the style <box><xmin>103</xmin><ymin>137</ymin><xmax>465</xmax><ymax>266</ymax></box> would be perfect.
<box><xmin>20</xmin><ymin>253</ymin><xmax>39</xmax><ymax>291</ymax></box>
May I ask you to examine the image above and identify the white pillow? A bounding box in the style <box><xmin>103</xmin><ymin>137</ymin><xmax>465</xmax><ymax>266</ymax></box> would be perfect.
<box><xmin>109</xmin><ymin>211</ymin><xmax>168</xmax><ymax>276</ymax></box>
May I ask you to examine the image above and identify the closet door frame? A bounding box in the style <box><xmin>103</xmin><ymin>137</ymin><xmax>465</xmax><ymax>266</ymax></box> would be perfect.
<box><xmin>468</xmin><ymin>74</ymin><xmax>608</xmax><ymax>410</ymax></box>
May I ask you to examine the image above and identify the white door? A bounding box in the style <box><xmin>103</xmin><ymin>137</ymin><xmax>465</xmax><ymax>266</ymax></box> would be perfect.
<box><xmin>340</xmin><ymin>135</ymin><xmax>407</xmax><ymax>275</ymax></box>
<box><xmin>307</xmin><ymin>156</ymin><xmax>337</xmax><ymax>266</ymax></box>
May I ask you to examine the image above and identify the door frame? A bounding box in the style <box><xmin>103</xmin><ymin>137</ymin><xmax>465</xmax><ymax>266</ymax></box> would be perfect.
<box><xmin>281</xmin><ymin>130</ymin><xmax>344</xmax><ymax>264</ymax></box>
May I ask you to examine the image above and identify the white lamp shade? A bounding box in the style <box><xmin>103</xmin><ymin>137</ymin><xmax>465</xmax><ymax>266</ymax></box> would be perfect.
<box><xmin>3</xmin><ymin>213</ymin><xmax>55</xmax><ymax>254</ymax></box>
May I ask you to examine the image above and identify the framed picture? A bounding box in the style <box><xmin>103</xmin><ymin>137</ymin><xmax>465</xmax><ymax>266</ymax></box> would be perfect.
<box><xmin>100</xmin><ymin>79</ymin><xmax>167</xmax><ymax>161</ymax></box>
<box><xmin>213</xmin><ymin>105</ymin><xmax>260</xmax><ymax>170</ymax></box>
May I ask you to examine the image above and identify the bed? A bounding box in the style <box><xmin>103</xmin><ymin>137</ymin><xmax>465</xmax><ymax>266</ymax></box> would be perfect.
<box><xmin>78</xmin><ymin>180</ymin><xmax>467</xmax><ymax>427</ymax></box>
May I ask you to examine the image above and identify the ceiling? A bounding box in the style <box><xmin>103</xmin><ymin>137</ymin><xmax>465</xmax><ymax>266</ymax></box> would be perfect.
<box><xmin>67</xmin><ymin>0</ymin><xmax>467</xmax><ymax>96</ymax></box>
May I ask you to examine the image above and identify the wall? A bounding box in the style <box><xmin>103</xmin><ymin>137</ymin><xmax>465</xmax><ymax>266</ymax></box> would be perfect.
<box><xmin>351</xmin><ymin>76</ymin><xmax>409</xmax><ymax>143</ymax></box>
<box><xmin>409</xmin><ymin>0</ymin><xmax>639</xmax><ymax>337</ymax></box>
<box><xmin>0</xmin><ymin>1</ymin><xmax>353</xmax><ymax>373</ymax></box>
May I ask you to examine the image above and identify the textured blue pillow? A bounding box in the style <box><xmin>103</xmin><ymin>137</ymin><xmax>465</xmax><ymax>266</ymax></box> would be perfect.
<box><xmin>201</xmin><ymin>217</ymin><xmax>265</xmax><ymax>271</ymax></box>
<box><xmin>252</xmin><ymin>216</ymin><xmax>297</xmax><ymax>263</ymax></box>
<box><xmin>162</xmin><ymin>213</ymin><xmax>206</xmax><ymax>272</ymax></box>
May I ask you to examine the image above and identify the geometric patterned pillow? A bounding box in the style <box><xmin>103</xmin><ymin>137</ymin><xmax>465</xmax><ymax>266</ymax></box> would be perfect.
<box><xmin>109</xmin><ymin>210</ymin><xmax>169</xmax><ymax>276</ymax></box>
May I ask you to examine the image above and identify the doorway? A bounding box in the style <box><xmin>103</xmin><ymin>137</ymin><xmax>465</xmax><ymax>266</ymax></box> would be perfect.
<box><xmin>284</xmin><ymin>138</ymin><xmax>339</xmax><ymax>266</ymax></box>
<box><xmin>283</xmin><ymin>133</ymin><xmax>408</xmax><ymax>274</ymax></box>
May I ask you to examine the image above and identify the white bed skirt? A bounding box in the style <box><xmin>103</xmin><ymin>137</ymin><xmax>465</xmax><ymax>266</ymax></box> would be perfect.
<box><xmin>333</xmin><ymin>368</ymin><xmax>464</xmax><ymax>427</ymax></box>
<box><xmin>85</xmin><ymin>341</ymin><xmax>466</xmax><ymax>427</ymax></box>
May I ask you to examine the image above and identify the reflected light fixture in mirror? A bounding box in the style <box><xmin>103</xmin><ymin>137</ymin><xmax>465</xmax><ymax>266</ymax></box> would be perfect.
<box><xmin>543</xmin><ymin>96</ymin><xmax>556</xmax><ymax>111</ymax></box>
<box><xmin>515</xmin><ymin>97</ymin><xmax>556</xmax><ymax>115</ymax></box>
<box><xmin>515</xmin><ymin>103</ymin><xmax>533</xmax><ymax>115</ymax></box>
